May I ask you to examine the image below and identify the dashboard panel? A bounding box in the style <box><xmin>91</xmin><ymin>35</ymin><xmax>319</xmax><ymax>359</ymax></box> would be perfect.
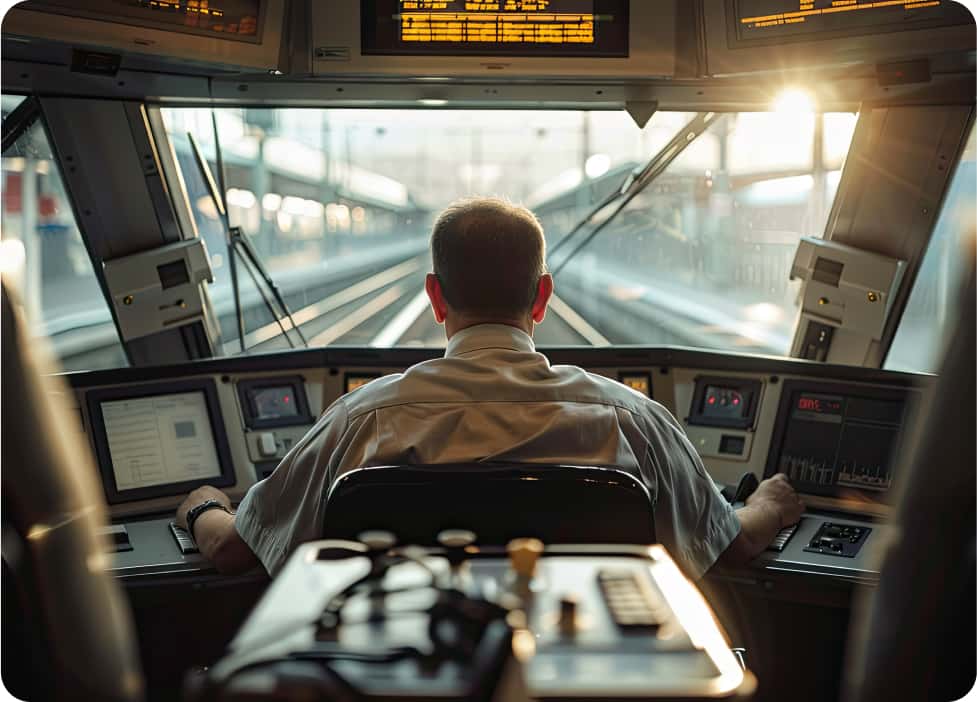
<box><xmin>61</xmin><ymin>345</ymin><xmax>927</xmax><ymax>582</ymax></box>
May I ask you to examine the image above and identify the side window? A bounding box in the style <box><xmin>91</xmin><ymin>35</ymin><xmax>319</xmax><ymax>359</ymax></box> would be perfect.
<box><xmin>885</xmin><ymin>122</ymin><xmax>976</xmax><ymax>374</ymax></box>
<box><xmin>1</xmin><ymin>97</ymin><xmax>128</xmax><ymax>371</ymax></box>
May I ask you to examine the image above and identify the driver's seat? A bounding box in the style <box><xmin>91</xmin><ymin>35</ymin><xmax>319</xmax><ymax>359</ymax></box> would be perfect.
<box><xmin>322</xmin><ymin>463</ymin><xmax>656</xmax><ymax>545</ymax></box>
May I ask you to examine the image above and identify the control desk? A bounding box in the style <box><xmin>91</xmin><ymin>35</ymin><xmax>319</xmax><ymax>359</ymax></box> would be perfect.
<box><xmin>59</xmin><ymin>345</ymin><xmax>927</xmax><ymax>585</ymax></box>
<box><xmin>198</xmin><ymin>540</ymin><xmax>755</xmax><ymax>701</ymax></box>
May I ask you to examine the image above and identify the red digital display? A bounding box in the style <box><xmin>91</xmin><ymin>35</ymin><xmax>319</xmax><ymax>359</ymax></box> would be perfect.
<box><xmin>796</xmin><ymin>394</ymin><xmax>843</xmax><ymax>415</ymax></box>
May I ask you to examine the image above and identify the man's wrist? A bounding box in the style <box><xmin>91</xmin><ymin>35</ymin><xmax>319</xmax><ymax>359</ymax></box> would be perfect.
<box><xmin>186</xmin><ymin>499</ymin><xmax>232</xmax><ymax>539</ymax></box>
<box><xmin>746</xmin><ymin>497</ymin><xmax>784</xmax><ymax>530</ymax></box>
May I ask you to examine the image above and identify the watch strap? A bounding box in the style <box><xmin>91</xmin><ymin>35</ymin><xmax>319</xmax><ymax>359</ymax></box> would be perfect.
<box><xmin>186</xmin><ymin>499</ymin><xmax>230</xmax><ymax>540</ymax></box>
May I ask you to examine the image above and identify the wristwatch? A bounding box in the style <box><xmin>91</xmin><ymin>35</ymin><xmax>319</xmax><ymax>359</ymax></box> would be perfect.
<box><xmin>185</xmin><ymin>498</ymin><xmax>232</xmax><ymax>540</ymax></box>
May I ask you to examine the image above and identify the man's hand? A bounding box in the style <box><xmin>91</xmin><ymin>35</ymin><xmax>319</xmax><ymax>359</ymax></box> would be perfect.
<box><xmin>746</xmin><ymin>473</ymin><xmax>804</xmax><ymax>528</ymax></box>
<box><xmin>175</xmin><ymin>485</ymin><xmax>232</xmax><ymax>530</ymax></box>
<box><xmin>717</xmin><ymin>474</ymin><xmax>805</xmax><ymax>570</ymax></box>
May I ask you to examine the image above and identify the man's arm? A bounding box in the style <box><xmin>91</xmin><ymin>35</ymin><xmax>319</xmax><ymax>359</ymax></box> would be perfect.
<box><xmin>718</xmin><ymin>474</ymin><xmax>805</xmax><ymax>567</ymax></box>
<box><xmin>176</xmin><ymin>486</ymin><xmax>261</xmax><ymax>575</ymax></box>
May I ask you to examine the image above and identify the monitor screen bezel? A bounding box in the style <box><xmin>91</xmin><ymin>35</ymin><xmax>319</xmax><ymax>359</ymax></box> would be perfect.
<box><xmin>617</xmin><ymin>371</ymin><xmax>653</xmax><ymax>399</ymax></box>
<box><xmin>763</xmin><ymin>379</ymin><xmax>910</xmax><ymax>503</ymax></box>
<box><xmin>360</xmin><ymin>0</ymin><xmax>630</xmax><ymax>58</ymax></box>
<box><xmin>688</xmin><ymin>375</ymin><xmax>762</xmax><ymax>429</ymax></box>
<box><xmin>725</xmin><ymin>0</ymin><xmax>972</xmax><ymax>49</ymax></box>
<box><xmin>702</xmin><ymin>0</ymin><xmax>975</xmax><ymax>77</ymax></box>
<box><xmin>86</xmin><ymin>379</ymin><xmax>236</xmax><ymax>504</ymax></box>
<box><xmin>20</xmin><ymin>0</ymin><xmax>269</xmax><ymax>45</ymax></box>
<box><xmin>238</xmin><ymin>375</ymin><xmax>313</xmax><ymax>429</ymax></box>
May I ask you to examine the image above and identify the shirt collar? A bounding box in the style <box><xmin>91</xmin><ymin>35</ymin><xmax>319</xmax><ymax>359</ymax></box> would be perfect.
<box><xmin>444</xmin><ymin>324</ymin><xmax>536</xmax><ymax>358</ymax></box>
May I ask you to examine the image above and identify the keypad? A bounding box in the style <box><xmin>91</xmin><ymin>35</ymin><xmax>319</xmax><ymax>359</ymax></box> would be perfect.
<box><xmin>767</xmin><ymin>523</ymin><xmax>799</xmax><ymax>552</ymax></box>
<box><xmin>597</xmin><ymin>568</ymin><xmax>664</xmax><ymax>630</ymax></box>
<box><xmin>169</xmin><ymin>522</ymin><xmax>199</xmax><ymax>555</ymax></box>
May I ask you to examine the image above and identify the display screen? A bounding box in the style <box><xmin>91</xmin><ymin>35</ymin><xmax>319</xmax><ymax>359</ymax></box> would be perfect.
<box><xmin>251</xmin><ymin>385</ymin><xmax>299</xmax><ymax>420</ymax></box>
<box><xmin>23</xmin><ymin>0</ymin><xmax>263</xmax><ymax>41</ymax></box>
<box><xmin>769</xmin><ymin>382</ymin><xmax>908</xmax><ymax>502</ymax></box>
<box><xmin>688</xmin><ymin>377</ymin><xmax>761</xmax><ymax>429</ymax></box>
<box><xmin>101</xmin><ymin>391</ymin><xmax>223</xmax><ymax>491</ymax></box>
<box><xmin>345</xmin><ymin>374</ymin><xmax>381</xmax><ymax>393</ymax></box>
<box><xmin>732</xmin><ymin>0</ymin><xmax>969</xmax><ymax>43</ymax></box>
<box><xmin>701</xmin><ymin>384</ymin><xmax>751</xmax><ymax>420</ymax></box>
<box><xmin>619</xmin><ymin>373</ymin><xmax>651</xmax><ymax>398</ymax></box>
<box><xmin>361</xmin><ymin>0</ymin><xmax>629</xmax><ymax>57</ymax></box>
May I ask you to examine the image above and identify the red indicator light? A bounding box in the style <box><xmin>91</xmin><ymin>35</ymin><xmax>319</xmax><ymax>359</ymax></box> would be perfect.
<box><xmin>284</xmin><ymin>396</ymin><xmax>290</xmax><ymax>403</ymax></box>
<box><xmin>708</xmin><ymin>396</ymin><xmax>716</xmax><ymax>405</ymax></box>
<box><xmin>733</xmin><ymin>397</ymin><xmax>740</xmax><ymax>405</ymax></box>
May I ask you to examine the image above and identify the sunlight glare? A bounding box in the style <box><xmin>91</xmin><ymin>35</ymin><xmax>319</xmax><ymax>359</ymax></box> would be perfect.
<box><xmin>773</xmin><ymin>88</ymin><xmax>816</xmax><ymax>115</ymax></box>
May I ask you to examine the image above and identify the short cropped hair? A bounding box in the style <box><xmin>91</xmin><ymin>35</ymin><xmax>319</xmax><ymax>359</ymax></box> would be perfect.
<box><xmin>431</xmin><ymin>197</ymin><xmax>547</xmax><ymax>318</ymax></box>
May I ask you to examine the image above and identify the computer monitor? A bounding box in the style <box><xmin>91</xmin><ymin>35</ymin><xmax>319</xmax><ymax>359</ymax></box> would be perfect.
<box><xmin>764</xmin><ymin>379</ymin><xmax>913</xmax><ymax>510</ymax></box>
<box><xmin>87</xmin><ymin>379</ymin><xmax>235</xmax><ymax>504</ymax></box>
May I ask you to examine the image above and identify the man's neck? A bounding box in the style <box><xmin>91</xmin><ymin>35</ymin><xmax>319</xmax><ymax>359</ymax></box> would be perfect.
<box><xmin>445</xmin><ymin>317</ymin><xmax>533</xmax><ymax>339</ymax></box>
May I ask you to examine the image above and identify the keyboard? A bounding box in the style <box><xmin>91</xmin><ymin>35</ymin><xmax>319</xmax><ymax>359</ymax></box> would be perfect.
<box><xmin>169</xmin><ymin>522</ymin><xmax>199</xmax><ymax>555</ymax></box>
<box><xmin>767</xmin><ymin>522</ymin><xmax>800</xmax><ymax>552</ymax></box>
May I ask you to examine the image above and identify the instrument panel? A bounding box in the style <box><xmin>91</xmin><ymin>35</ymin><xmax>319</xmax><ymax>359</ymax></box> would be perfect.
<box><xmin>62</xmin><ymin>345</ymin><xmax>926</xmax><ymax>581</ymax></box>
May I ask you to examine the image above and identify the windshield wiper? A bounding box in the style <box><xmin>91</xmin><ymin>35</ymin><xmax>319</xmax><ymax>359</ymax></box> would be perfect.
<box><xmin>2</xmin><ymin>96</ymin><xmax>40</xmax><ymax>153</ymax></box>
<box><xmin>188</xmin><ymin>121</ymin><xmax>308</xmax><ymax>353</ymax></box>
<box><xmin>548</xmin><ymin>111</ymin><xmax>718</xmax><ymax>278</ymax></box>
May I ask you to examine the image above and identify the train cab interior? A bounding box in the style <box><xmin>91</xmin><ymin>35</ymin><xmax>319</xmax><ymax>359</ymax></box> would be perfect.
<box><xmin>1</xmin><ymin>1</ymin><xmax>975</xmax><ymax>700</ymax></box>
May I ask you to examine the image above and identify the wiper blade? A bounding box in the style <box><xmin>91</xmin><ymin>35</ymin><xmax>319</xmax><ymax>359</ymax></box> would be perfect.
<box><xmin>548</xmin><ymin>111</ymin><xmax>718</xmax><ymax>278</ymax></box>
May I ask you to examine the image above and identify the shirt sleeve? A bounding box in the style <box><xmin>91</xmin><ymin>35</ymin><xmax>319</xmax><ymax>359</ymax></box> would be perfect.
<box><xmin>642</xmin><ymin>408</ymin><xmax>742</xmax><ymax>579</ymax></box>
<box><xmin>235</xmin><ymin>398</ymin><xmax>350</xmax><ymax>576</ymax></box>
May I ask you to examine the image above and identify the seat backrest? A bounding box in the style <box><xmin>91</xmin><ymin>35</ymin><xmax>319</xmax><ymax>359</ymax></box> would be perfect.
<box><xmin>322</xmin><ymin>464</ymin><xmax>656</xmax><ymax>545</ymax></box>
<box><xmin>844</xmin><ymin>268</ymin><xmax>976</xmax><ymax>702</ymax></box>
<box><xmin>1</xmin><ymin>284</ymin><xmax>143</xmax><ymax>702</ymax></box>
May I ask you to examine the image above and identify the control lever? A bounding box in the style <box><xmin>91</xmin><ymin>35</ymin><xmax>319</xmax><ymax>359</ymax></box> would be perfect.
<box><xmin>722</xmin><ymin>472</ymin><xmax>759</xmax><ymax>504</ymax></box>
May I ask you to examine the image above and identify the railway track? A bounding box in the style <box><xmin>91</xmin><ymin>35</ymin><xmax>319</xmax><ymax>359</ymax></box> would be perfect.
<box><xmin>52</xmin><ymin>244</ymin><xmax>789</xmax><ymax>370</ymax></box>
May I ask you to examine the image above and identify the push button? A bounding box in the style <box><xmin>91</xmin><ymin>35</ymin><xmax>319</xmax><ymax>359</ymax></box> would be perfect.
<box><xmin>257</xmin><ymin>432</ymin><xmax>278</xmax><ymax>458</ymax></box>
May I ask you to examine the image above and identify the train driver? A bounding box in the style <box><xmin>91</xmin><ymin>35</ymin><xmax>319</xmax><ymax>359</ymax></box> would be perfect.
<box><xmin>176</xmin><ymin>197</ymin><xmax>804</xmax><ymax>577</ymax></box>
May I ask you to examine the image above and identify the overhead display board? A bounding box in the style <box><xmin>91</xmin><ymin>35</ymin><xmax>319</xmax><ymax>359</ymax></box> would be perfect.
<box><xmin>312</xmin><ymin>0</ymin><xmax>676</xmax><ymax>78</ymax></box>
<box><xmin>361</xmin><ymin>0</ymin><xmax>629</xmax><ymax>57</ymax></box>
<box><xmin>5</xmin><ymin>0</ymin><xmax>285</xmax><ymax>70</ymax></box>
<box><xmin>702</xmin><ymin>0</ymin><xmax>975</xmax><ymax>75</ymax></box>
<box><xmin>731</xmin><ymin>0</ymin><xmax>970</xmax><ymax>45</ymax></box>
<box><xmin>18</xmin><ymin>0</ymin><xmax>265</xmax><ymax>43</ymax></box>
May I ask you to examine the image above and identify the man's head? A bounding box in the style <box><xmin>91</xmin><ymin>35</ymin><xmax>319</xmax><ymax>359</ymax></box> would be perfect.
<box><xmin>425</xmin><ymin>197</ymin><xmax>553</xmax><ymax>336</ymax></box>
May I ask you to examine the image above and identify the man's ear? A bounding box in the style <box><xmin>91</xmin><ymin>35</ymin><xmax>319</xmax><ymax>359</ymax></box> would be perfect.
<box><xmin>425</xmin><ymin>273</ymin><xmax>449</xmax><ymax>324</ymax></box>
<box><xmin>531</xmin><ymin>273</ymin><xmax>554</xmax><ymax>324</ymax></box>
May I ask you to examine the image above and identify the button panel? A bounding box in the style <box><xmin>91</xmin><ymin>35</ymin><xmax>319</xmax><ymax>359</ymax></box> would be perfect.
<box><xmin>803</xmin><ymin>522</ymin><xmax>871</xmax><ymax>558</ymax></box>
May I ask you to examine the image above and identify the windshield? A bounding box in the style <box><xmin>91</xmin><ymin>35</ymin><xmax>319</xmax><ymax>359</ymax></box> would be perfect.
<box><xmin>159</xmin><ymin>107</ymin><xmax>857</xmax><ymax>353</ymax></box>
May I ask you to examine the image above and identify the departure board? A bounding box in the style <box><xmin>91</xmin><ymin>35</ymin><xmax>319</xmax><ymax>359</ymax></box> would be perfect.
<box><xmin>733</xmin><ymin>0</ymin><xmax>970</xmax><ymax>43</ymax></box>
<box><xmin>361</xmin><ymin>0</ymin><xmax>629</xmax><ymax>57</ymax></box>
<box><xmin>21</xmin><ymin>0</ymin><xmax>263</xmax><ymax>41</ymax></box>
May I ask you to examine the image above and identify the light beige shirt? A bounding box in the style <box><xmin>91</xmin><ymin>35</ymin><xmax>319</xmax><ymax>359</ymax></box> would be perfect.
<box><xmin>236</xmin><ymin>324</ymin><xmax>740</xmax><ymax>578</ymax></box>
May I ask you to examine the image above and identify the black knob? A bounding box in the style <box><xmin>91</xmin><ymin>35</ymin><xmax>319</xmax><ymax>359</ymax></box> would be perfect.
<box><xmin>438</xmin><ymin>529</ymin><xmax>477</xmax><ymax>566</ymax></box>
